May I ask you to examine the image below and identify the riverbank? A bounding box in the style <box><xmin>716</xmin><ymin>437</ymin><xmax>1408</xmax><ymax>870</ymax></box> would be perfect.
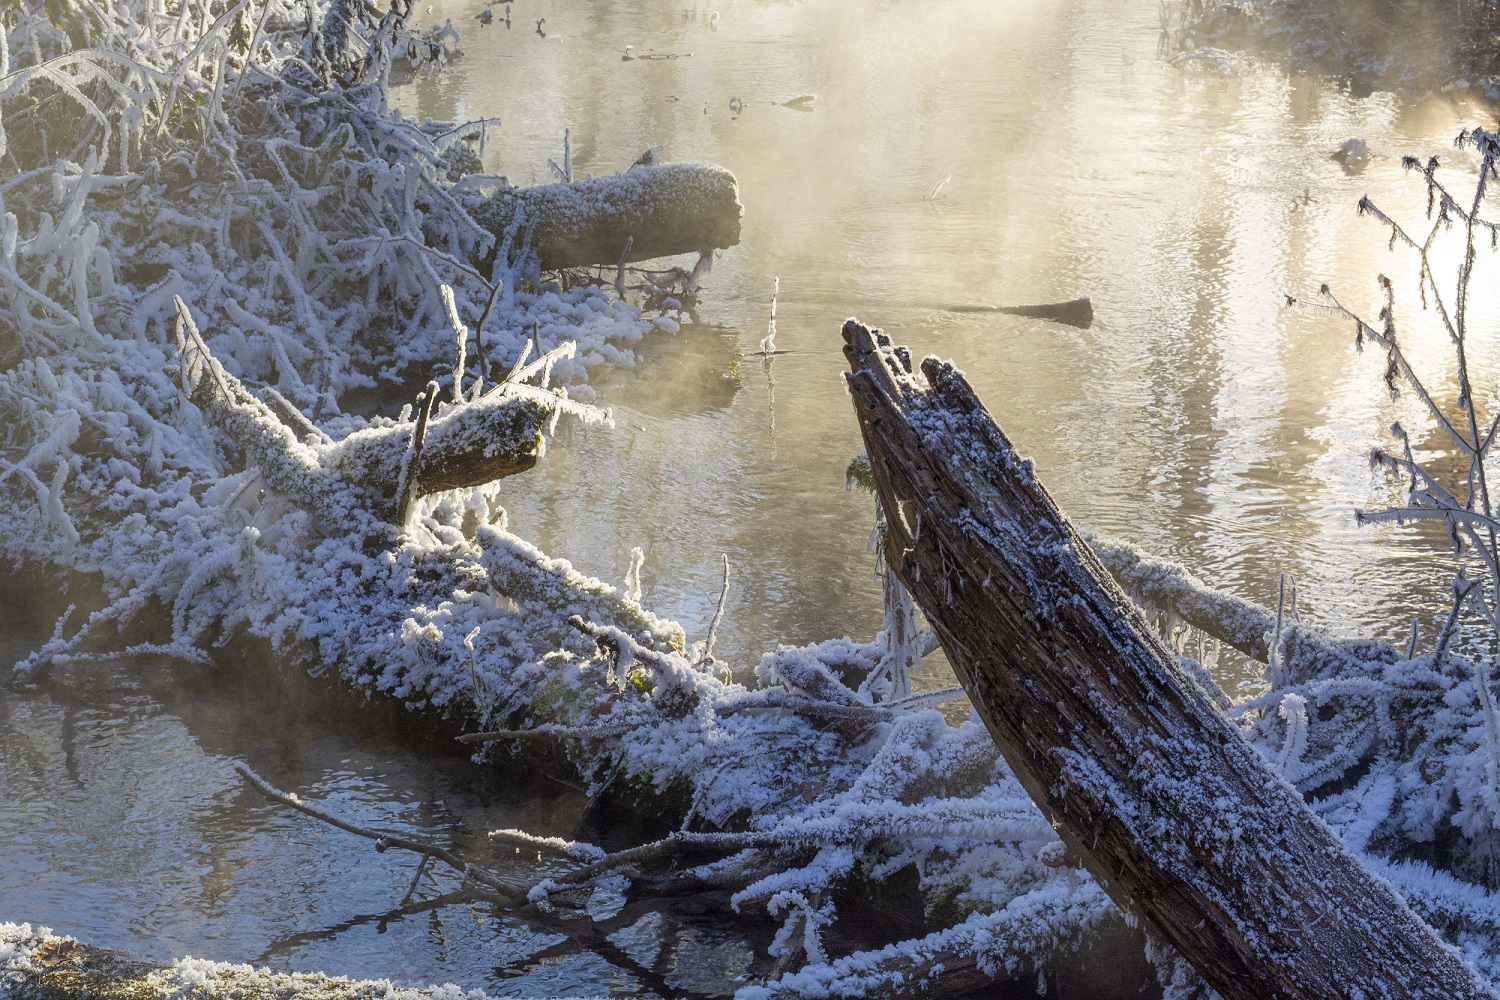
<box><xmin>1</xmin><ymin>923</ymin><xmax>487</xmax><ymax>1000</ymax></box>
<box><xmin>1179</xmin><ymin>0</ymin><xmax>1500</xmax><ymax>96</ymax></box>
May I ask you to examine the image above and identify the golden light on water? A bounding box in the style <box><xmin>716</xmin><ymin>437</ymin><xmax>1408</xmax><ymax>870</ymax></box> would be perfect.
<box><xmin>395</xmin><ymin>0</ymin><xmax>1498</xmax><ymax>692</ymax></box>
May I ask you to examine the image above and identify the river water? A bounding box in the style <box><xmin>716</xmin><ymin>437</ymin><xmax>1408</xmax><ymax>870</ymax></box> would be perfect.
<box><xmin>3</xmin><ymin>0</ymin><xmax>1498</xmax><ymax>996</ymax></box>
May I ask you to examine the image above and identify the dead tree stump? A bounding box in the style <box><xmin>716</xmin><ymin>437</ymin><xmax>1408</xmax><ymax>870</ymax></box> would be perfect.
<box><xmin>840</xmin><ymin>318</ymin><xmax>1494</xmax><ymax>1000</ymax></box>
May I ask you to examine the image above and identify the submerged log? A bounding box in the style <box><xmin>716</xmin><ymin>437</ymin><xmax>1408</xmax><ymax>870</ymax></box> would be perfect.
<box><xmin>839</xmin><ymin>318</ymin><xmax>1493</xmax><ymax>1000</ymax></box>
<box><xmin>472</xmin><ymin>163</ymin><xmax>743</xmax><ymax>271</ymax></box>
<box><xmin>945</xmin><ymin>296</ymin><xmax>1093</xmax><ymax>328</ymax></box>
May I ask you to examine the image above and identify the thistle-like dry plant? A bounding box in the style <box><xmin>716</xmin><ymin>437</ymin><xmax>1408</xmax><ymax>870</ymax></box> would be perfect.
<box><xmin>1289</xmin><ymin>124</ymin><xmax>1500</xmax><ymax>649</ymax></box>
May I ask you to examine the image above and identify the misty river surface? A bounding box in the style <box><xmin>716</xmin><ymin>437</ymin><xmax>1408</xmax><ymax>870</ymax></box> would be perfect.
<box><xmin>5</xmin><ymin>0</ymin><xmax>1500</xmax><ymax>996</ymax></box>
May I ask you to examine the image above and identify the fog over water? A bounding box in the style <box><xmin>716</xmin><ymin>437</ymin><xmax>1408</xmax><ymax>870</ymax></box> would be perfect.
<box><xmin>2</xmin><ymin>0</ymin><xmax>1497</xmax><ymax>995</ymax></box>
<box><xmin>398</xmin><ymin>0</ymin><xmax>1498</xmax><ymax>692</ymax></box>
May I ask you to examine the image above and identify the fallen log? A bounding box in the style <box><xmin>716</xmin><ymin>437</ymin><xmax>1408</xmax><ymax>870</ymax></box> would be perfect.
<box><xmin>945</xmin><ymin>296</ymin><xmax>1093</xmax><ymax>328</ymax></box>
<box><xmin>1090</xmin><ymin>536</ymin><xmax>1405</xmax><ymax>690</ymax></box>
<box><xmin>1089</xmin><ymin>536</ymin><xmax>1276</xmax><ymax>661</ymax></box>
<box><xmin>839</xmin><ymin>318</ymin><xmax>1494</xmax><ymax>1000</ymax></box>
<box><xmin>472</xmin><ymin>163</ymin><xmax>743</xmax><ymax>271</ymax></box>
<box><xmin>321</xmin><ymin>393</ymin><xmax>544</xmax><ymax>507</ymax></box>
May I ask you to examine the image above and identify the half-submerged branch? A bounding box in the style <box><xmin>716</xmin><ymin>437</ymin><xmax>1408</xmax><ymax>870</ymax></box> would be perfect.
<box><xmin>840</xmin><ymin>318</ymin><xmax>1492</xmax><ymax>1000</ymax></box>
<box><xmin>473</xmin><ymin>163</ymin><xmax>742</xmax><ymax>271</ymax></box>
<box><xmin>235</xmin><ymin>764</ymin><xmax>524</xmax><ymax>902</ymax></box>
<box><xmin>944</xmin><ymin>296</ymin><xmax>1093</xmax><ymax>328</ymax></box>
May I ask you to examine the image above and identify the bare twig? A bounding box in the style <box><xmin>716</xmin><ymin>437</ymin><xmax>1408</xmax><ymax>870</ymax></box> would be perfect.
<box><xmin>488</xmin><ymin>829</ymin><xmax>606</xmax><ymax>862</ymax></box>
<box><xmin>234</xmin><ymin>763</ymin><xmax>524</xmax><ymax>901</ymax></box>
<box><xmin>717</xmin><ymin>689</ymin><xmax>896</xmax><ymax>722</ymax></box>
<box><xmin>523</xmin><ymin>830</ymin><xmax>771</xmax><ymax>900</ymax></box>
<box><xmin>400</xmin><ymin>852</ymin><xmax>433</xmax><ymax>905</ymax></box>
<box><xmin>394</xmin><ymin>381</ymin><xmax>439</xmax><ymax>527</ymax></box>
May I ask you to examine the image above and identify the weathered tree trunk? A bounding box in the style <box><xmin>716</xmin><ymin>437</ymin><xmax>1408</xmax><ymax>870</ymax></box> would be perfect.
<box><xmin>472</xmin><ymin>163</ymin><xmax>742</xmax><ymax>271</ymax></box>
<box><xmin>839</xmin><ymin>318</ymin><xmax>1494</xmax><ymax>1000</ymax></box>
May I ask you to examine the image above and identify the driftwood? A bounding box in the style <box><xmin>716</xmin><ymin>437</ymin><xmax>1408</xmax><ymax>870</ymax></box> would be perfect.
<box><xmin>945</xmin><ymin>296</ymin><xmax>1093</xmax><ymax>328</ymax></box>
<box><xmin>840</xmin><ymin>318</ymin><xmax>1493</xmax><ymax>1000</ymax></box>
<box><xmin>472</xmin><ymin>163</ymin><xmax>742</xmax><ymax>271</ymax></box>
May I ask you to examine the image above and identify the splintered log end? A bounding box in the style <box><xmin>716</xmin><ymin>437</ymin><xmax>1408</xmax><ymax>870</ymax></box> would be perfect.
<box><xmin>476</xmin><ymin>162</ymin><xmax>743</xmax><ymax>271</ymax></box>
<box><xmin>323</xmin><ymin>395</ymin><xmax>546</xmax><ymax>512</ymax></box>
<box><xmin>413</xmin><ymin>395</ymin><xmax>544</xmax><ymax>493</ymax></box>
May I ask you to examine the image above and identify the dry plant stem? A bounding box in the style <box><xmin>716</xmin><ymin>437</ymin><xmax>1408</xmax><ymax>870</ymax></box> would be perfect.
<box><xmin>234</xmin><ymin>763</ymin><xmax>524</xmax><ymax>901</ymax></box>
<box><xmin>704</xmin><ymin>553</ymin><xmax>730</xmax><ymax>664</ymax></box>
<box><xmin>840</xmin><ymin>318</ymin><xmax>1494</xmax><ymax>1000</ymax></box>
<box><xmin>1355</xmin><ymin>140</ymin><xmax>1500</xmax><ymax>570</ymax></box>
<box><xmin>473</xmin><ymin>276</ymin><xmax>506</xmax><ymax>383</ymax></box>
<box><xmin>1456</xmin><ymin>188</ymin><xmax>1499</xmax><ymax>571</ymax></box>
<box><xmin>1292</xmin><ymin>274</ymin><xmax>1500</xmax><ymax>630</ymax></box>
